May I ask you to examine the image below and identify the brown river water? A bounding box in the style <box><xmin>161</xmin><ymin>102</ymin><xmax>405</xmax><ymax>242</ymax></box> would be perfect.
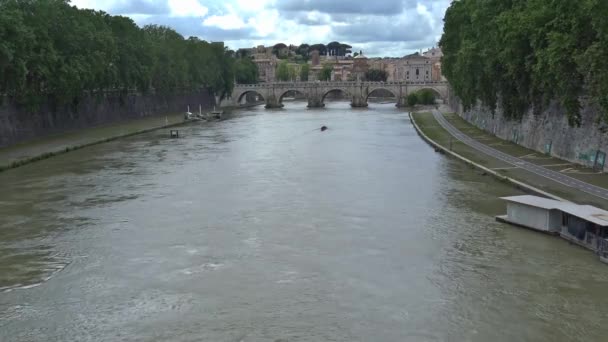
<box><xmin>1</xmin><ymin>102</ymin><xmax>607</xmax><ymax>341</ymax></box>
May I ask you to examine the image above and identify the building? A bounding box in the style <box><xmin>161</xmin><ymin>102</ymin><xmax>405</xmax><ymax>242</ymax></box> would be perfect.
<box><xmin>497</xmin><ymin>195</ymin><xmax>608</xmax><ymax>263</ymax></box>
<box><xmin>253</xmin><ymin>55</ymin><xmax>278</xmax><ymax>83</ymax></box>
<box><xmin>361</xmin><ymin>47</ymin><xmax>444</xmax><ymax>82</ymax></box>
<box><xmin>248</xmin><ymin>44</ymin><xmax>444</xmax><ymax>84</ymax></box>
<box><xmin>331</xmin><ymin>60</ymin><xmax>354</xmax><ymax>81</ymax></box>
<box><xmin>395</xmin><ymin>52</ymin><xmax>433</xmax><ymax>82</ymax></box>
<box><xmin>423</xmin><ymin>46</ymin><xmax>445</xmax><ymax>81</ymax></box>
<box><xmin>423</xmin><ymin>46</ymin><xmax>443</xmax><ymax>60</ymax></box>
<box><xmin>311</xmin><ymin>50</ymin><xmax>320</xmax><ymax>66</ymax></box>
<box><xmin>351</xmin><ymin>53</ymin><xmax>369</xmax><ymax>81</ymax></box>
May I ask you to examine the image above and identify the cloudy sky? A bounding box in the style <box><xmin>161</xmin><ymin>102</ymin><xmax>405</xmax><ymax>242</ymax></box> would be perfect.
<box><xmin>70</xmin><ymin>0</ymin><xmax>450</xmax><ymax>57</ymax></box>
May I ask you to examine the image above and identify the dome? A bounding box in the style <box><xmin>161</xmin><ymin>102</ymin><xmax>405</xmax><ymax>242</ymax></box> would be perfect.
<box><xmin>354</xmin><ymin>54</ymin><xmax>367</xmax><ymax>59</ymax></box>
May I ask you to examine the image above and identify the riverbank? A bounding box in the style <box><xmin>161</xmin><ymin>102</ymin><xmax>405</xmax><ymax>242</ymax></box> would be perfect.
<box><xmin>0</xmin><ymin>112</ymin><xmax>187</xmax><ymax>172</ymax></box>
<box><xmin>411</xmin><ymin>109</ymin><xmax>608</xmax><ymax>209</ymax></box>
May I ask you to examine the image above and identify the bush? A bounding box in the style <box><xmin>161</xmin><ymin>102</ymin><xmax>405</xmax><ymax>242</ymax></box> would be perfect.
<box><xmin>407</xmin><ymin>93</ymin><xmax>418</xmax><ymax>107</ymax></box>
<box><xmin>416</xmin><ymin>89</ymin><xmax>436</xmax><ymax>105</ymax></box>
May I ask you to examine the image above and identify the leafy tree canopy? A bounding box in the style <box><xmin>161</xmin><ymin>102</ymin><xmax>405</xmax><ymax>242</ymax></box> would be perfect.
<box><xmin>0</xmin><ymin>0</ymin><xmax>235</xmax><ymax>108</ymax></box>
<box><xmin>365</xmin><ymin>69</ymin><xmax>388</xmax><ymax>82</ymax></box>
<box><xmin>319</xmin><ymin>64</ymin><xmax>333</xmax><ymax>81</ymax></box>
<box><xmin>440</xmin><ymin>0</ymin><xmax>608</xmax><ymax>125</ymax></box>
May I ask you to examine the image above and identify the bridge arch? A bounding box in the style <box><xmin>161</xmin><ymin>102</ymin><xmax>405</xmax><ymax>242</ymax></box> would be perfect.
<box><xmin>365</xmin><ymin>87</ymin><xmax>398</xmax><ymax>102</ymax></box>
<box><xmin>321</xmin><ymin>88</ymin><xmax>352</xmax><ymax>104</ymax></box>
<box><xmin>236</xmin><ymin>90</ymin><xmax>265</xmax><ymax>104</ymax></box>
<box><xmin>278</xmin><ymin>89</ymin><xmax>306</xmax><ymax>105</ymax></box>
<box><xmin>410</xmin><ymin>87</ymin><xmax>445</xmax><ymax>101</ymax></box>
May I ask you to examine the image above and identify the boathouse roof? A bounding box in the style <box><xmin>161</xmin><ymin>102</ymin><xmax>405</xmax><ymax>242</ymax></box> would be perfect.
<box><xmin>501</xmin><ymin>195</ymin><xmax>608</xmax><ymax>227</ymax></box>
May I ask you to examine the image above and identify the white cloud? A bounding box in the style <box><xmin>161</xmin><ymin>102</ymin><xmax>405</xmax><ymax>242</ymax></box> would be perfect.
<box><xmin>203</xmin><ymin>14</ymin><xmax>247</xmax><ymax>30</ymax></box>
<box><xmin>67</xmin><ymin>0</ymin><xmax>451</xmax><ymax>56</ymax></box>
<box><xmin>236</xmin><ymin>0</ymin><xmax>274</xmax><ymax>13</ymax></box>
<box><xmin>246</xmin><ymin>9</ymin><xmax>280</xmax><ymax>37</ymax></box>
<box><xmin>168</xmin><ymin>0</ymin><xmax>208</xmax><ymax>17</ymax></box>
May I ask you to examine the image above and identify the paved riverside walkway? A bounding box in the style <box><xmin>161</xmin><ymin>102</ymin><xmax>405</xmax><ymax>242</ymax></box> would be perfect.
<box><xmin>432</xmin><ymin>110</ymin><xmax>608</xmax><ymax>201</ymax></box>
<box><xmin>0</xmin><ymin>113</ymin><xmax>186</xmax><ymax>171</ymax></box>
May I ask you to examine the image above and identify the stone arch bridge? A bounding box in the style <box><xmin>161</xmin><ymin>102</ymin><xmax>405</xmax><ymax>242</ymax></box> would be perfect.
<box><xmin>228</xmin><ymin>81</ymin><xmax>450</xmax><ymax>108</ymax></box>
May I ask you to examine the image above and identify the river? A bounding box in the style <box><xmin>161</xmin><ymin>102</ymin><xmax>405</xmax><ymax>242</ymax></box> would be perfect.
<box><xmin>1</xmin><ymin>102</ymin><xmax>607</xmax><ymax>342</ymax></box>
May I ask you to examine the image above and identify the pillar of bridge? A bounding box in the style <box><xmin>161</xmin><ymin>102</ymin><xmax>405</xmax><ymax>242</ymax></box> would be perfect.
<box><xmin>350</xmin><ymin>82</ymin><xmax>368</xmax><ymax>108</ymax></box>
<box><xmin>305</xmin><ymin>86</ymin><xmax>324</xmax><ymax>108</ymax></box>
<box><xmin>264</xmin><ymin>94</ymin><xmax>283</xmax><ymax>109</ymax></box>
<box><xmin>396</xmin><ymin>96</ymin><xmax>408</xmax><ymax>108</ymax></box>
<box><xmin>307</xmin><ymin>95</ymin><xmax>324</xmax><ymax>108</ymax></box>
<box><xmin>350</xmin><ymin>96</ymin><xmax>368</xmax><ymax>108</ymax></box>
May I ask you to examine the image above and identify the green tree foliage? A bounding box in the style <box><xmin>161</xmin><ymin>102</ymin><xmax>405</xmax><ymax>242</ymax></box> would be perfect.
<box><xmin>406</xmin><ymin>93</ymin><xmax>418</xmax><ymax>107</ymax></box>
<box><xmin>300</xmin><ymin>64</ymin><xmax>310</xmax><ymax>82</ymax></box>
<box><xmin>364</xmin><ymin>69</ymin><xmax>388</xmax><ymax>82</ymax></box>
<box><xmin>327</xmin><ymin>41</ymin><xmax>352</xmax><ymax>56</ymax></box>
<box><xmin>440</xmin><ymin>0</ymin><xmax>608</xmax><ymax>125</ymax></box>
<box><xmin>0</xmin><ymin>0</ymin><xmax>235</xmax><ymax>108</ymax></box>
<box><xmin>416</xmin><ymin>90</ymin><xmax>436</xmax><ymax>105</ymax></box>
<box><xmin>234</xmin><ymin>57</ymin><xmax>258</xmax><ymax>84</ymax></box>
<box><xmin>309</xmin><ymin>44</ymin><xmax>327</xmax><ymax>56</ymax></box>
<box><xmin>319</xmin><ymin>64</ymin><xmax>333</xmax><ymax>81</ymax></box>
<box><xmin>276</xmin><ymin>61</ymin><xmax>290</xmax><ymax>81</ymax></box>
<box><xmin>296</xmin><ymin>44</ymin><xmax>310</xmax><ymax>60</ymax></box>
<box><xmin>405</xmin><ymin>91</ymin><xmax>434</xmax><ymax>106</ymax></box>
<box><xmin>288</xmin><ymin>65</ymin><xmax>298</xmax><ymax>81</ymax></box>
<box><xmin>272</xmin><ymin>43</ymin><xmax>288</xmax><ymax>58</ymax></box>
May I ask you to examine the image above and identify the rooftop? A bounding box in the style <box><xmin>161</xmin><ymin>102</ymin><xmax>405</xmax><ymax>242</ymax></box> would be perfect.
<box><xmin>403</xmin><ymin>52</ymin><xmax>430</xmax><ymax>60</ymax></box>
<box><xmin>501</xmin><ymin>195</ymin><xmax>608</xmax><ymax>226</ymax></box>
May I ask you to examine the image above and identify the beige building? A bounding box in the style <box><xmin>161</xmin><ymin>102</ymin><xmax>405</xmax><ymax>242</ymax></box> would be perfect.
<box><xmin>253</xmin><ymin>56</ymin><xmax>278</xmax><ymax>83</ymax></box>
<box><xmin>365</xmin><ymin>47</ymin><xmax>445</xmax><ymax>82</ymax></box>
<box><xmin>249</xmin><ymin>45</ymin><xmax>444</xmax><ymax>83</ymax></box>
<box><xmin>397</xmin><ymin>52</ymin><xmax>433</xmax><ymax>82</ymax></box>
<box><xmin>423</xmin><ymin>47</ymin><xmax>445</xmax><ymax>81</ymax></box>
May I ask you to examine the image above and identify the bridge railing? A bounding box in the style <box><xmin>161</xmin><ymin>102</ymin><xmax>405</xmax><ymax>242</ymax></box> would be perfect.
<box><xmin>234</xmin><ymin>81</ymin><xmax>448</xmax><ymax>88</ymax></box>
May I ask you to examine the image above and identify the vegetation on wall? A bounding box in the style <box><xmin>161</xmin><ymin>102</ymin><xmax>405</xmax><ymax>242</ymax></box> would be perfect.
<box><xmin>319</xmin><ymin>65</ymin><xmax>333</xmax><ymax>81</ymax></box>
<box><xmin>234</xmin><ymin>57</ymin><xmax>258</xmax><ymax>84</ymax></box>
<box><xmin>440</xmin><ymin>0</ymin><xmax>608</xmax><ymax>125</ymax></box>
<box><xmin>406</xmin><ymin>90</ymin><xmax>436</xmax><ymax>107</ymax></box>
<box><xmin>276</xmin><ymin>61</ymin><xmax>290</xmax><ymax>82</ymax></box>
<box><xmin>365</xmin><ymin>69</ymin><xmax>388</xmax><ymax>82</ymax></box>
<box><xmin>0</xmin><ymin>0</ymin><xmax>235</xmax><ymax>110</ymax></box>
<box><xmin>300</xmin><ymin>64</ymin><xmax>310</xmax><ymax>82</ymax></box>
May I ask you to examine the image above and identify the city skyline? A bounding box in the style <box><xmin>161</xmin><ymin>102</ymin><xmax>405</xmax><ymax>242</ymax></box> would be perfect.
<box><xmin>69</xmin><ymin>0</ymin><xmax>450</xmax><ymax>57</ymax></box>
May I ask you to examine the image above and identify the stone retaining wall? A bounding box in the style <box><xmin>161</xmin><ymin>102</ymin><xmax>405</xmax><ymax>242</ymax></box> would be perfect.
<box><xmin>0</xmin><ymin>89</ymin><xmax>215</xmax><ymax>148</ymax></box>
<box><xmin>450</xmin><ymin>95</ymin><xmax>608</xmax><ymax>172</ymax></box>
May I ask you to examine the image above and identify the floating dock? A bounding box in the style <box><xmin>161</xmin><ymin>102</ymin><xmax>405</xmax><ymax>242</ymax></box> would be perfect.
<box><xmin>497</xmin><ymin>195</ymin><xmax>608</xmax><ymax>264</ymax></box>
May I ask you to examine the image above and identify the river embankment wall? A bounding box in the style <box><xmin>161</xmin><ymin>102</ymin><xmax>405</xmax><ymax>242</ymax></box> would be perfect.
<box><xmin>0</xmin><ymin>89</ymin><xmax>216</xmax><ymax>148</ymax></box>
<box><xmin>449</xmin><ymin>93</ymin><xmax>608</xmax><ymax>172</ymax></box>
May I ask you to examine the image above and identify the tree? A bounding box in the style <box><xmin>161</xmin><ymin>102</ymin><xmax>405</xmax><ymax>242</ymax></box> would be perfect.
<box><xmin>407</xmin><ymin>93</ymin><xmax>418</xmax><ymax>107</ymax></box>
<box><xmin>235</xmin><ymin>48</ymin><xmax>250</xmax><ymax>58</ymax></box>
<box><xmin>234</xmin><ymin>57</ymin><xmax>258</xmax><ymax>84</ymax></box>
<box><xmin>272</xmin><ymin>43</ymin><xmax>288</xmax><ymax>58</ymax></box>
<box><xmin>416</xmin><ymin>89</ymin><xmax>436</xmax><ymax>104</ymax></box>
<box><xmin>0</xmin><ymin>0</ymin><xmax>235</xmax><ymax>108</ymax></box>
<box><xmin>300</xmin><ymin>64</ymin><xmax>310</xmax><ymax>81</ymax></box>
<box><xmin>296</xmin><ymin>43</ymin><xmax>310</xmax><ymax>59</ymax></box>
<box><xmin>440</xmin><ymin>0</ymin><xmax>604</xmax><ymax>125</ymax></box>
<box><xmin>276</xmin><ymin>61</ymin><xmax>289</xmax><ymax>81</ymax></box>
<box><xmin>288</xmin><ymin>64</ymin><xmax>298</xmax><ymax>81</ymax></box>
<box><xmin>327</xmin><ymin>41</ymin><xmax>352</xmax><ymax>56</ymax></box>
<box><xmin>364</xmin><ymin>69</ymin><xmax>388</xmax><ymax>82</ymax></box>
<box><xmin>309</xmin><ymin>44</ymin><xmax>327</xmax><ymax>56</ymax></box>
<box><xmin>319</xmin><ymin>64</ymin><xmax>333</xmax><ymax>81</ymax></box>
